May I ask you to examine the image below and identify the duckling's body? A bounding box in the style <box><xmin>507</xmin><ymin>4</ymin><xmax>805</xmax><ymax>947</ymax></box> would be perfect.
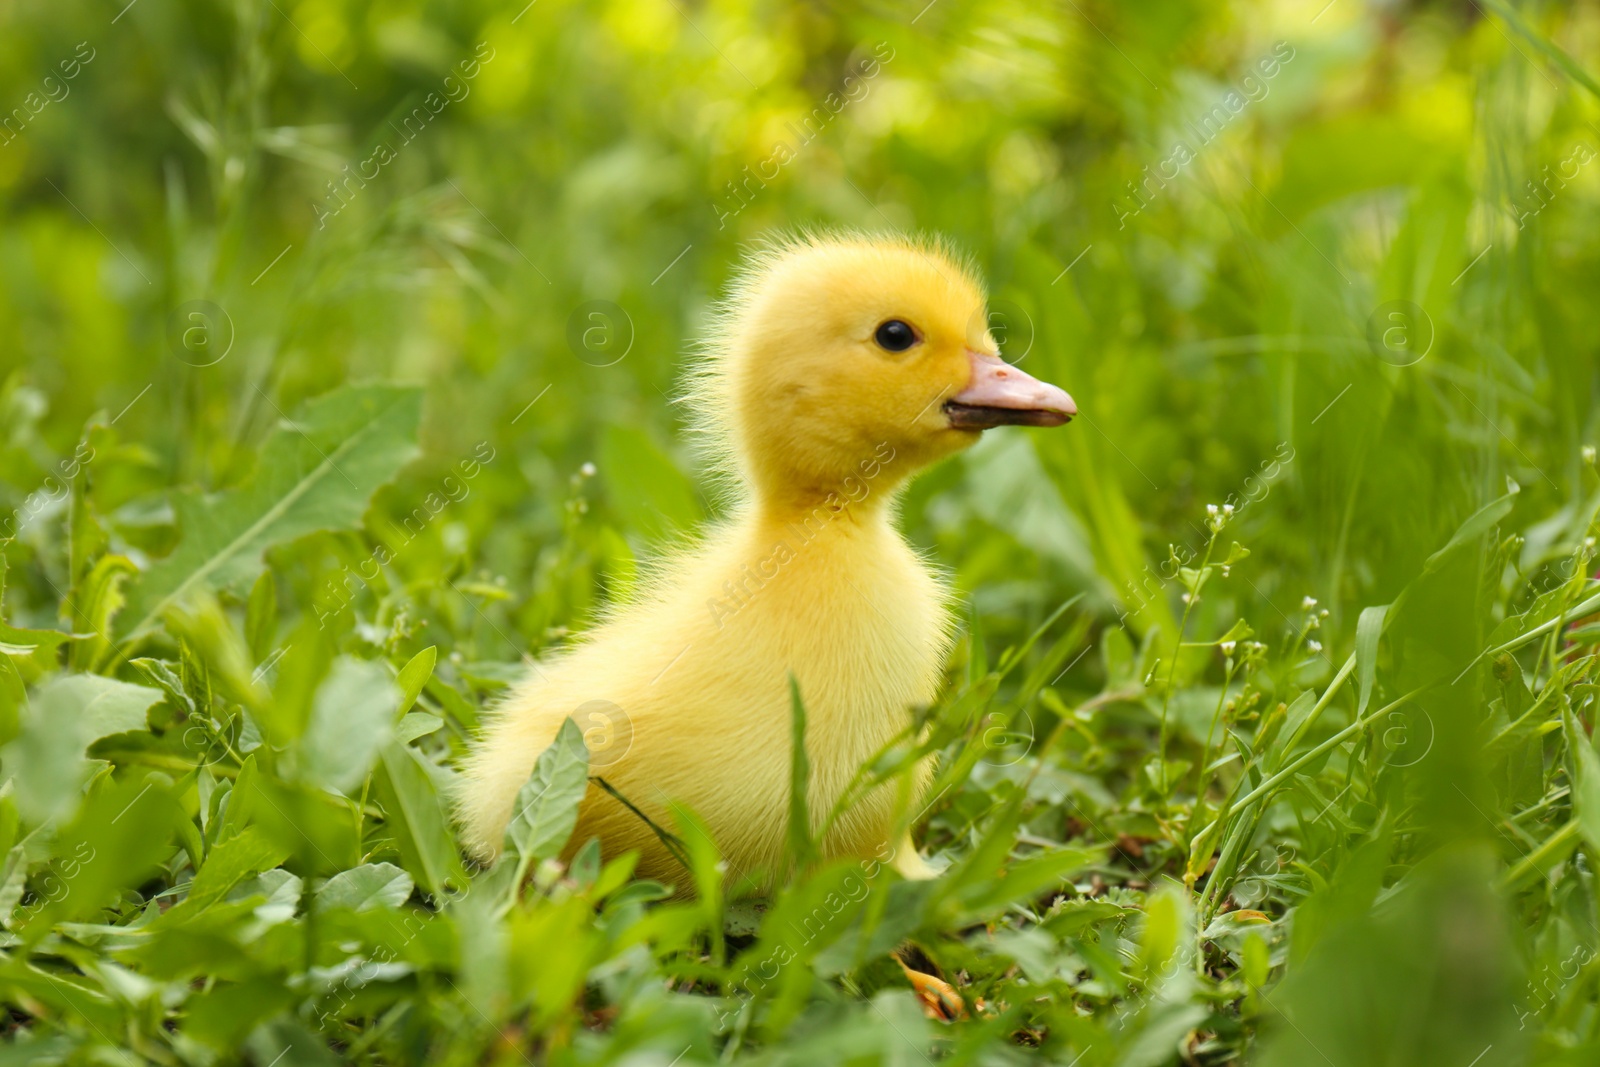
<box><xmin>457</xmin><ymin>233</ymin><xmax>1075</xmax><ymax>884</ymax></box>
<box><xmin>458</xmin><ymin>497</ymin><xmax>949</xmax><ymax>881</ymax></box>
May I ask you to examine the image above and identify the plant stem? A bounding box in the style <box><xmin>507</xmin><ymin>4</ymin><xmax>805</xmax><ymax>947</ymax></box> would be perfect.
<box><xmin>1158</xmin><ymin>531</ymin><xmax>1219</xmax><ymax>793</ymax></box>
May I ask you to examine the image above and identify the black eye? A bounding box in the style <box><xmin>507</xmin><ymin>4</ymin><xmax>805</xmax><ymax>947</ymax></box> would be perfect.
<box><xmin>874</xmin><ymin>319</ymin><xmax>917</xmax><ymax>352</ymax></box>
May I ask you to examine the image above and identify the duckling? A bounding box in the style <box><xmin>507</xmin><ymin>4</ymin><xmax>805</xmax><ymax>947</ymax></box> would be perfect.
<box><xmin>456</xmin><ymin>232</ymin><xmax>1076</xmax><ymax>885</ymax></box>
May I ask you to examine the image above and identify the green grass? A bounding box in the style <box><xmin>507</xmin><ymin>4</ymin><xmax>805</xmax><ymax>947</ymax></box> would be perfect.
<box><xmin>2</xmin><ymin>0</ymin><xmax>1600</xmax><ymax>1063</ymax></box>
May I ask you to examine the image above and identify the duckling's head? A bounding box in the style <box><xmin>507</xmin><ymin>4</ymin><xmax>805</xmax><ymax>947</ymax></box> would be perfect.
<box><xmin>693</xmin><ymin>232</ymin><xmax>1076</xmax><ymax>513</ymax></box>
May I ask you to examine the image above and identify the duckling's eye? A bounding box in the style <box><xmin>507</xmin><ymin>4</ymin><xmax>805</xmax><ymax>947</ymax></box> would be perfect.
<box><xmin>874</xmin><ymin>319</ymin><xmax>918</xmax><ymax>352</ymax></box>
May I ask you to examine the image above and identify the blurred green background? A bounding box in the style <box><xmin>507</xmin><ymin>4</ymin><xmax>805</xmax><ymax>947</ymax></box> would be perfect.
<box><xmin>2</xmin><ymin>0</ymin><xmax>1600</xmax><ymax>1064</ymax></box>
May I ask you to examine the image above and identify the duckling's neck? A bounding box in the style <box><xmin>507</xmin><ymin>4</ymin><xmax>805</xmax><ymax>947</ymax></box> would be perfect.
<box><xmin>747</xmin><ymin>488</ymin><xmax>895</xmax><ymax>540</ymax></box>
<box><xmin>743</xmin><ymin>442</ymin><xmax>910</xmax><ymax>528</ymax></box>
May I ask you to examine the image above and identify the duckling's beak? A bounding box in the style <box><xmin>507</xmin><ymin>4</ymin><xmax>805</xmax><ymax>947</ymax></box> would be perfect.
<box><xmin>944</xmin><ymin>350</ymin><xmax>1077</xmax><ymax>430</ymax></box>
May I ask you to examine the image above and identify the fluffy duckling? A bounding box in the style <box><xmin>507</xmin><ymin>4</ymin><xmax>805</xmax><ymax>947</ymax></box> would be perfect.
<box><xmin>457</xmin><ymin>232</ymin><xmax>1076</xmax><ymax>884</ymax></box>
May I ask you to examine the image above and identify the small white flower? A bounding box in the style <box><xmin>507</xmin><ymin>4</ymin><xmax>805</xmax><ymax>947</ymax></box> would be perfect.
<box><xmin>1319</xmin><ymin>609</ymin><xmax>1330</xmax><ymax>618</ymax></box>
<box><xmin>1207</xmin><ymin>504</ymin><xmax>1219</xmax><ymax>517</ymax></box>
<box><xmin>1301</xmin><ymin>596</ymin><xmax>1318</xmax><ymax>610</ymax></box>
<box><xmin>580</xmin><ymin>462</ymin><xmax>597</xmax><ymax>477</ymax></box>
<box><xmin>1181</xmin><ymin>593</ymin><xmax>1192</xmax><ymax>604</ymax></box>
<box><xmin>1220</xmin><ymin>640</ymin><xmax>1237</xmax><ymax>655</ymax></box>
<box><xmin>1308</xmin><ymin>639</ymin><xmax>1323</xmax><ymax>653</ymax></box>
<box><xmin>1223</xmin><ymin>503</ymin><xmax>1235</xmax><ymax>515</ymax></box>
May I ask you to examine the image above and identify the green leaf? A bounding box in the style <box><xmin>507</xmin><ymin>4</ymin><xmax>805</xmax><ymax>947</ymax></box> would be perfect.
<box><xmin>317</xmin><ymin>861</ymin><xmax>414</xmax><ymax>912</ymax></box>
<box><xmin>394</xmin><ymin>645</ymin><xmax>436</xmax><ymax>718</ymax></box>
<box><xmin>154</xmin><ymin>827</ymin><xmax>289</xmax><ymax>927</ymax></box>
<box><xmin>503</xmin><ymin>717</ymin><xmax>590</xmax><ymax>864</ymax></box>
<box><xmin>245</xmin><ymin>1019</ymin><xmax>342</xmax><ymax>1067</ymax></box>
<box><xmin>955</xmin><ymin>845</ymin><xmax>1102</xmax><ymax>918</ymax></box>
<box><xmin>1355</xmin><ymin>604</ymin><xmax>1389</xmax><ymax>717</ymax></box>
<box><xmin>397</xmin><ymin>711</ymin><xmax>444</xmax><ymax>743</ymax></box>
<box><xmin>66</xmin><ymin>554</ymin><xmax>135</xmax><ymax>672</ymax></box>
<box><xmin>2</xmin><ymin>674</ymin><xmax>164</xmax><ymax>823</ymax></box>
<box><xmin>1270</xmin><ymin>689</ymin><xmax>1319</xmax><ymax>768</ymax></box>
<box><xmin>298</xmin><ymin>657</ymin><xmax>399</xmax><ymax>794</ymax></box>
<box><xmin>1136</xmin><ymin>884</ymin><xmax>1190</xmax><ymax>980</ymax></box>
<box><xmin>245</xmin><ymin>569</ymin><xmax>277</xmax><ymax>664</ymax></box>
<box><xmin>1421</xmin><ymin>488</ymin><xmax>1517</xmax><ymax>576</ymax></box>
<box><xmin>0</xmin><ymin>655</ymin><xmax>25</xmax><ymax>748</ymax></box>
<box><xmin>786</xmin><ymin>674</ymin><xmax>814</xmax><ymax>874</ymax></box>
<box><xmin>20</xmin><ymin>776</ymin><xmax>182</xmax><ymax>939</ymax></box>
<box><xmin>162</xmin><ymin>593</ymin><xmax>270</xmax><ymax>715</ymax></box>
<box><xmin>130</xmin><ymin>657</ymin><xmax>196</xmax><ymax>717</ymax></box>
<box><xmin>375</xmin><ymin>740</ymin><xmax>465</xmax><ymax>897</ymax></box>
<box><xmin>1565</xmin><ymin>709</ymin><xmax>1600</xmax><ymax>855</ymax></box>
<box><xmin>218</xmin><ymin>755</ymin><xmax>262</xmax><ymax>842</ymax></box>
<box><xmin>1118</xmin><ymin>1001</ymin><xmax>1209</xmax><ymax>1067</ymax></box>
<box><xmin>185</xmin><ymin>978</ymin><xmax>299</xmax><ymax>1051</ymax></box>
<box><xmin>117</xmin><ymin>385</ymin><xmax>423</xmax><ymax>640</ymax></box>
<box><xmin>0</xmin><ymin>555</ymin><xmax>71</xmax><ymax>680</ymax></box>
<box><xmin>242</xmin><ymin>775</ymin><xmax>361</xmax><ymax>876</ymax></box>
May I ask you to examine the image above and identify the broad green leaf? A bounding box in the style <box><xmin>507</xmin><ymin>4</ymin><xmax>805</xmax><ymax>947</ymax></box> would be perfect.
<box><xmin>245</xmin><ymin>1019</ymin><xmax>341</xmax><ymax>1067</ymax></box>
<box><xmin>1137</xmin><ymin>885</ymin><xmax>1188</xmax><ymax>979</ymax></box>
<box><xmin>375</xmin><ymin>740</ymin><xmax>465</xmax><ymax>897</ymax></box>
<box><xmin>154</xmin><ymin>827</ymin><xmax>289</xmax><ymax>927</ymax></box>
<box><xmin>298</xmin><ymin>657</ymin><xmax>399</xmax><ymax>794</ymax></box>
<box><xmin>397</xmin><ymin>711</ymin><xmax>444</xmax><ymax>743</ymax></box>
<box><xmin>317</xmin><ymin>862</ymin><xmax>414</xmax><ymax>912</ymax></box>
<box><xmin>3</xmin><ymin>675</ymin><xmax>163</xmax><ymax>823</ymax></box>
<box><xmin>56</xmin><ymin>674</ymin><xmax>165</xmax><ymax>739</ymax></box>
<box><xmin>1118</xmin><ymin>1001</ymin><xmax>1209</xmax><ymax>1067</ymax></box>
<box><xmin>20</xmin><ymin>776</ymin><xmax>182</xmax><ymax>939</ymax></box>
<box><xmin>503</xmin><ymin>717</ymin><xmax>590</xmax><ymax>864</ymax></box>
<box><xmin>117</xmin><ymin>385</ymin><xmax>423</xmax><ymax>640</ymax></box>
<box><xmin>184</xmin><ymin>978</ymin><xmax>299</xmax><ymax>1051</ymax></box>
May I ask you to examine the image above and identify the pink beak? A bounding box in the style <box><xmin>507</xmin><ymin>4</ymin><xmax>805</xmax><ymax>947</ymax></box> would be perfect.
<box><xmin>945</xmin><ymin>349</ymin><xmax>1077</xmax><ymax>429</ymax></box>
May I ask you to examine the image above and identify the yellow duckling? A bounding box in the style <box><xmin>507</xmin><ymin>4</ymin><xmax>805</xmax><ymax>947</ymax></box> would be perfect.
<box><xmin>456</xmin><ymin>232</ymin><xmax>1076</xmax><ymax>884</ymax></box>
